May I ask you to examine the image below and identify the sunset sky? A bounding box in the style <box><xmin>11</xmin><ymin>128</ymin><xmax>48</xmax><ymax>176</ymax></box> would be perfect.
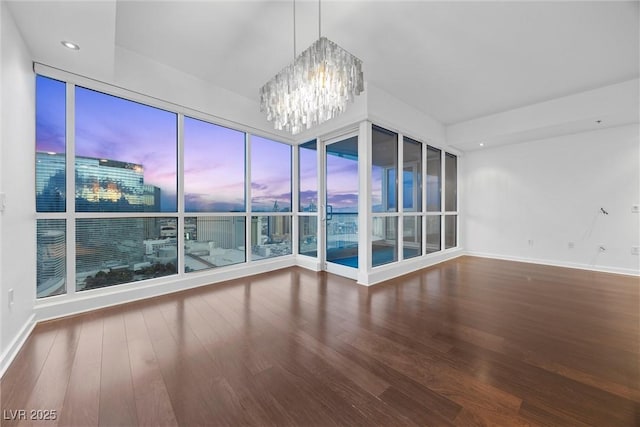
<box><xmin>36</xmin><ymin>76</ymin><xmax>296</xmax><ymax>212</ymax></box>
<box><xmin>36</xmin><ymin>75</ymin><xmax>424</xmax><ymax>214</ymax></box>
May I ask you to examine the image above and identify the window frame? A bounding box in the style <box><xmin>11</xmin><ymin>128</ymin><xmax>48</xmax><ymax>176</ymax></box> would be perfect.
<box><xmin>34</xmin><ymin>68</ymin><xmax>296</xmax><ymax>300</ymax></box>
<box><xmin>369</xmin><ymin>123</ymin><xmax>459</xmax><ymax>270</ymax></box>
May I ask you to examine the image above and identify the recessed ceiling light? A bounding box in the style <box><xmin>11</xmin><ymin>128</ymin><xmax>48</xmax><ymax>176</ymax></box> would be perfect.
<box><xmin>479</xmin><ymin>142</ymin><xmax>485</xmax><ymax>147</ymax></box>
<box><xmin>61</xmin><ymin>41</ymin><xmax>80</xmax><ymax>50</ymax></box>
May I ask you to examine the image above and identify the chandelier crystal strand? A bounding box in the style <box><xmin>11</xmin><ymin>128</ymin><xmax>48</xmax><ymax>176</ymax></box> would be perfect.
<box><xmin>259</xmin><ymin>37</ymin><xmax>364</xmax><ymax>135</ymax></box>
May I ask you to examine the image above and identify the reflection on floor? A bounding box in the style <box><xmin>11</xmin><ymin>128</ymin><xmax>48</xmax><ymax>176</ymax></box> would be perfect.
<box><xmin>2</xmin><ymin>258</ymin><xmax>637</xmax><ymax>426</ymax></box>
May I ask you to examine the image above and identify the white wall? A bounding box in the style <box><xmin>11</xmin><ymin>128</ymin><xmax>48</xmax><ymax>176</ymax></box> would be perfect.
<box><xmin>464</xmin><ymin>124</ymin><xmax>640</xmax><ymax>275</ymax></box>
<box><xmin>367</xmin><ymin>84</ymin><xmax>447</xmax><ymax>148</ymax></box>
<box><xmin>0</xmin><ymin>0</ymin><xmax>4</xmax><ymax>358</ymax></box>
<box><xmin>0</xmin><ymin>2</ymin><xmax>37</xmax><ymax>375</ymax></box>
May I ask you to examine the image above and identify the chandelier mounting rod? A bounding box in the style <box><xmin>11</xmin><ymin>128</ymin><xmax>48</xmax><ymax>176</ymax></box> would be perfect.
<box><xmin>318</xmin><ymin>0</ymin><xmax>321</xmax><ymax>39</ymax></box>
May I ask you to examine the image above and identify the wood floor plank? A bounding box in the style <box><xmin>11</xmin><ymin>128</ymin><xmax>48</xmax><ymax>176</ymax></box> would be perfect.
<box><xmin>188</xmin><ymin>291</ymin><xmax>273</xmax><ymax>376</ymax></box>
<box><xmin>0</xmin><ymin>322</ymin><xmax>59</xmax><ymax>425</ymax></box>
<box><xmin>57</xmin><ymin>313</ymin><xmax>103</xmax><ymax>427</ymax></box>
<box><xmin>15</xmin><ymin>319</ymin><xmax>81</xmax><ymax>427</ymax></box>
<box><xmin>140</xmin><ymin>301</ymin><xmax>214</xmax><ymax>426</ymax></box>
<box><xmin>123</xmin><ymin>308</ymin><xmax>178</xmax><ymax>427</ymax></box>
<box><xmin>1</xmin><ymin>257</ymin><xmax>637</xmax><ymax>426</ymax></box>
<box><xmin>153</xmin><ymin>295</ymin><xmax>273</xmax><ymax>426</ymax></box>
<box><xmin>446</xmin><ymin>339</ymin><xmax>638</xmax><ymax>426</ymax></box>
<box><xmin>176</xmin><ymin>296</ymin><xmax>281</xmax><ymax>426</ymax></box>
<box><xmin>201</xmin><ymin>288</ymin><xmax>346</xmax><ymax>426</ymax></box>
<box><xmin>99</xmin><ymin>310</ymin><xmax>138</xmax><ymax>427</ymax></box>
<box><xmin>291</xmin><ymin>328</ymin><xmax>391</xmax><ymax>397</ymax></box>
<box><xmin>330</xmin><ymin>338</ymin><xmax>464</xmax><ymax>422</ymax></box>
<box><xmin>214</xmin><ymin>281</ymin><xmax>422</xmax><ymax>426</ymax></box>
<box><xmin>517</xmin><ymin>400</ymin><xmax>597</xmax><ymax>427</ymax></box>
<box><xmin>378</xmin><ymin>386</ymin><xmax>457</xmax><ymax>426</ymax></box>
<box><xmin>337</xmin><ymin>327</ymin><xmax>529</xmax><ymax>426</ymax></box>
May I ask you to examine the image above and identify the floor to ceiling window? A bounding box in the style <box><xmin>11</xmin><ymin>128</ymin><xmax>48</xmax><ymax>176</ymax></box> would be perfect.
<box><xmin>35</xmin><ymin>72</ymin><xmax>460</xmax><ymax>299</ymax></box>
<box><xmin>402</xmin><ymin>137</ymin><xmax>423</xmax><ymax>259</ymax></box>
<box><xmin>36</xmin><ymin>76</ymin><xmax>67</xmax><ymax>298</ymax></box>
<box><xmin>74</xmin><ymin>86</ymin><xmax>179</xmax><ymax>291</ymax></box>
<box><xmin>369</xmin><ymin>124</ymin><xmax>458</xmax><ymax>270</ymax></box>
<box><xmin>35</xmin><ymin>74</ymin><xmax>295</xmax><ymax>299</ymax></box>
<box><xmin>371</xmin><ymin>125</ymin><xmax>399</xmax><ymax>267</ymax></box>
<box><xmin>298</xmin><ymin>140</ymin><xmax>318</xmax><ymax>258</ymax></box>
<box><xmin>183</xmin><ymin>117</ymin><xmax>246</xmax><ymax>272</ymax></box>
<box><xmin>444</xmin><ymin>152</ymin><xmax>458</xmax><ymax>249</ymax></box>
<box><xmin>426</xmin><ymin>145</ymin><xmax>443</xmax><ymax>253</ymax></box>
<box><xmin>250</xmin><ymin>136</ymin><xmax>293</xmax><ymax>260</ymax></box>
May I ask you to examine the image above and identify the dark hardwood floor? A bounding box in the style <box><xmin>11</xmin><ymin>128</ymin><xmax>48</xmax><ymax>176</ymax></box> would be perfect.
<box><xmin>1</xmin><ymin>256</ymin><xmax>639</xmax><ymax>426</ymax></box>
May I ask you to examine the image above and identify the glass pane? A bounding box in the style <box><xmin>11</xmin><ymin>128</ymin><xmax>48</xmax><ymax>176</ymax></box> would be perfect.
<box><xmin>184</xmin><ymin>216</ymin><xmax>245</xmax><ymax>272</ymax></box>
<box><xmin>251</xmin><ymin>136</ymin><xmax>292</xmax><ymax>212</ymax></box>
<box><xmin>76</xmin><ymin>217</ymin><xmax>178</xmax><ymax>291</ymax></box>
<box><xmin>372</xmin><ymin>126</ymin><xmax>398</xmax><ymax>213</ymax></box>
<box><xmin>426</xmin><ymin>216</ymin><xmax>441</xmax><ymax>253</ymax></box>
<box><xmin>372</xmin><ymin>216</ymin><xmax>398</xmax><ymax>267</ymax></box>
<box><xmin>299</xmin><ymin>216</ymin><xmax>317</xmax><ymax>257</ymax></box>
<box><xmin>445</xmin><ymin>215</ymin><xmax>457</xmax><ymax>249</ymax></box>
<box><xmin>251</xmin><ymin>216</ymin><xmax>292</xmax><ymax>259</ymax></box>
<box><xmin>184</xmin><ymin>117</ymin><xmax>245</xmax><ymax>212</ymax></box>
<box><xmin>403</xmin><ymin>137</ymin><xmax>422</xmax><ymax>212</ymax></box>
<box><xmin>326</xmin><ymin>136</ymin><xmax>359</xmax><ymax>267</ymax></box>
<box><xmin>37</xmin><ymin>219</ymin><xmax>66</xmax><ymax>298</ymax></box>
<box><xmin>299</xmin><ymin>140</ymin><xmax>318</xmax><ymax>212</ymax></box>
<box><xmin>403</xmin><ymin>216</ymin><xmax>421</xmax><ymax>260</ymax></box>
<box><xmin>75</xmin><ymin>87</ymin><xmax>177</xmax><ymax>212</ymax></box>
<box><xmin>445</xmin><ymin>153</ymin><xmax>458</xmax><ymax>212</ymax></box>
<box><xmin>326</xmin><ymin>213</ymin><xmax>359</xmax><ymax>267</ymax></box>
<box><xmin>426</xmin><ymin>146</ymin><xmax>441</xmax><ymax>212</ymax></box>
<box><xmin>36</xmin><ymin>76</ymin><xmax>66</xmax><ymax>212</ymax></box>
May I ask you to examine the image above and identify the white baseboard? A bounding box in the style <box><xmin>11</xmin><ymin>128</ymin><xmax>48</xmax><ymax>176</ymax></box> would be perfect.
<box><xmin>465</xmin><ymin>251</ymin><xmax>640</xmax><ymax>277</ymax></box>
<box><xmin>295</xmin><ymin>255</ymin><xmax>321</xmax><ymax>272</ymax></box>
<box><xmin>0</xmin><ymin>313</ymin><xmax>36</xmax><ymax>379</ymax></box>
<box><xmin>363</xmin><ymin>248</ymin><xmax>465</xmax><ymax>286</ymax></box>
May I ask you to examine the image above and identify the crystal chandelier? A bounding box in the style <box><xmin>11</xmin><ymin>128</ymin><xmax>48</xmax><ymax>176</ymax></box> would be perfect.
<box><xmin>259</xmin><ymin>0</ymin><xmax>364</xmax><ymax>135</ymax></box>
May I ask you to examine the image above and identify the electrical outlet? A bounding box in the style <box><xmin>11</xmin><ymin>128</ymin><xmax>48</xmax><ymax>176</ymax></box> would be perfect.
<box><xmin>632</xmin><ymin>246</ymin><xmax>640</xmax><ymax>256</ymax></box>
<box><xmin>568</xmin><ymin>242</ymin><xmax>575</xmax><ymax>249</ymax></box>
<box><xmin>8</xmin><ymin>288</ymin><xmax>14</xmax><ymax>306</ymax></box>
<box><xmin>528</xmin><ymin>239</ymin><xmax>534</xmax><ymax>247</ymax></box>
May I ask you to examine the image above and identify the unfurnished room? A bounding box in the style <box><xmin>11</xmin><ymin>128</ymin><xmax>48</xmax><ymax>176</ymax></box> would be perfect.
<box><xmin>0</xmin><ymin>1</ymin><xmax>639</xmax><ymax>426</ymax></box>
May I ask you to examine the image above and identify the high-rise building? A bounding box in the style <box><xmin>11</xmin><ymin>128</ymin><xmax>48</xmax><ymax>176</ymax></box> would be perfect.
<box><xmin>36</xmin><ymin>152</ymin><xmax>66</xmax><ymax>212</ymax></box>
<box><xmin>143</xmin><ymin>184</ymin><xmax>161</xmax><ymax>212</ymax></box>
<box><xmin>36</xmin><ymin>222</ymin><xmax>65</xmax><ymax>298</ymax></box>
<box><xmin>75</xmin><ymin>218</ymin><xmax>145</xmax><ymax>275</ymax></box>
<box><xmin>75</xmin><ymin>156</ymin><xmax>144</xmax><ymax>211</ymax></box>
<box><xmin>36</xmin><ymin>152</ymin><xmax>161</xmax><ymax>212</ymax></box>
<box><xmin>37</xmin><ymin>152</ymin><xmax>167</xmax><ymax>284</ymax></box>
<box><xmin>270</xmin><ymin>215</ymin><xmax>291</xmax><ymax>238</ymax></box>
<box><xmin>196</xmin><ymin>217</ymin><xmax>245</xmax><ymax>249</ymax></box>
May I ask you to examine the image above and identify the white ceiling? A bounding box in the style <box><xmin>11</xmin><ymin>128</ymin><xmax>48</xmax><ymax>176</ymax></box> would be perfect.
<box><xmin>6</xmin><ymin>0</ymin><xmax>640</xmax><ymax>125</ymax></box>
